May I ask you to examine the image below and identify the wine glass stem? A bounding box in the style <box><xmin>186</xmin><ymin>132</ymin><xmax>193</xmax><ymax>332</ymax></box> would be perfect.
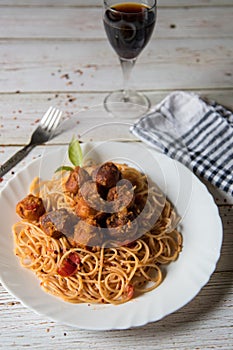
<box><xmin>119</xmin><ymin>57</ymin><xmax>136</xmax><ymax>102</ymax></box>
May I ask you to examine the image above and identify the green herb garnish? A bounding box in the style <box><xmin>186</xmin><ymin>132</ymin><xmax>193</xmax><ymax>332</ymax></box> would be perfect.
<box><xmin>55</xmin><ymin>165</ymin><xmax>74</xmax><ymax>173</ymax></box>
<box><xmin>55</xmin><ymin>136</ymin><xmax>82</xmax><ymax>173</ymax></box>
<box><xmin>68</xmin><ymin>136</ymin><xmax>83</xmax><ymax>167</ymax></box>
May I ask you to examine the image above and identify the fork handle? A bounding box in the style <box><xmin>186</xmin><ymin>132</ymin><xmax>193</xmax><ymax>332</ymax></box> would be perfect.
<box><xmin>0</xmin><ymin>144</ymin><xmax>35</xmax><ymax>178</ymax></box>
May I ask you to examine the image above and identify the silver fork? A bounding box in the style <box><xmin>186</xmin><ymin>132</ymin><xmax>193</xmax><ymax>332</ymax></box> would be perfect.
<box><xmin>0</xmin><ymin>106</ymin><xmax>62</xmax><ymax>177</ymax></box>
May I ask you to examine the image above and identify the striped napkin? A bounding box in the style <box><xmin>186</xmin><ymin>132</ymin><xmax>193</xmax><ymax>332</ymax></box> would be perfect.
<box><xmin>131</xmin><ymin>91</ymin><xmax>233</xmax><ymax>196</ymax></box>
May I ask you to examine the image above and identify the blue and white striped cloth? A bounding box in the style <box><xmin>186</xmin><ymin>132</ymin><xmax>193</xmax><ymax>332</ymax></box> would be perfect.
<box><xmin>131</xmin><ymin>91</ymin><xmax>233</xmax><ymax>196</ymax></box>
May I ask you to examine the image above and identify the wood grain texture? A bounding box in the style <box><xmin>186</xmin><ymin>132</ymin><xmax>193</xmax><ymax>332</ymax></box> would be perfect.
<box><xmin>1</xmin><ymin>0</ymin><xmax>233</xmax><ymax>7</ymax></box>
<box><xmin>0</xmin><ymin>1</ymin><xmax>232</xmax><ymax>349</ymax></box>
<box><xmin>0</xmin><ymin>7</ymin><xmax>232</xmax><ymax>39</ymax></box>
<box><xmin>0</xmin><ymin>90</ymin><xmax>233</xmax><ymax>145</ymax></box>
<box><xmin>0</xmin><ymin>270</ymin><xmax>232</xmax><ymax>350</ymax></box>
<box><xmin>0</xmin><ymin>39</ymin><xmax>232</xmax><ymax>93</ymax></box>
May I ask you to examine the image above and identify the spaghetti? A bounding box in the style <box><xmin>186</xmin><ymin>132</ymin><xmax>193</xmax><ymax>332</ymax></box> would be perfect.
<box><xmin>13</xmin><ymin>162</ymin><xmax>182</xmax><ymax>305</ymax></box>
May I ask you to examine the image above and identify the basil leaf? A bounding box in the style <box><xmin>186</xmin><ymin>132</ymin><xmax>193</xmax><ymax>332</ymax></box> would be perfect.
<box><xmin>55</xmin><ymin>165</ymin><xmax>74</xmax><ymax>173</ymax></box>
<box><xmin>68</xmin><ymin>137</ymin><xmax>83</xmax><ymax>167</ymax></box>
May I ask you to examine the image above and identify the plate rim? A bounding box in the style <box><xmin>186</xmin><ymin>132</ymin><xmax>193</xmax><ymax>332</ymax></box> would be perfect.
<box><xmin>0</xmin><ymin>142</ymin><xmax>223</xmax><ymax>330</ymax></box>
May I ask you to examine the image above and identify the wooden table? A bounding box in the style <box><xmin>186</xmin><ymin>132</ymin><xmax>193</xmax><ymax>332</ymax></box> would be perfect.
<box><xmin>0</xmin><ymin>1</ymin><xmax>232</xmax><ymax>349</ymax></box>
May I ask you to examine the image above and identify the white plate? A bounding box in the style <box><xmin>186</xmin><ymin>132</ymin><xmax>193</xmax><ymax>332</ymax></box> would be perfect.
<box><xmin>0</xmin><ymin>142</ymin><xmax>222</xmax><ymax>330</ymax></box>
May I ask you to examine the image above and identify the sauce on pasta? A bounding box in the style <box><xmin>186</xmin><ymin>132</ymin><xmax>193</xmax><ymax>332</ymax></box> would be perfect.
<box><xmin>13</xmin><ymin>161</ymin><xmax>182</xmax><ymax>305</ymax></box>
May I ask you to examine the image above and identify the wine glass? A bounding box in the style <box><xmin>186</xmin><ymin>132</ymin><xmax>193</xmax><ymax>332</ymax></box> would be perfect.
<box><xmin>103</xmin><ymin>0</ymin><xmax>157</xmax><ymax>118</ymax></box>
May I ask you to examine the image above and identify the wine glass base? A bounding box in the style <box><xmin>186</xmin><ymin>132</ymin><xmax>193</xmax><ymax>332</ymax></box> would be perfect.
<box><xmin>104</xmin><ymin>89</ymin><xmax>151</xmax><ymax>119</ymax></box>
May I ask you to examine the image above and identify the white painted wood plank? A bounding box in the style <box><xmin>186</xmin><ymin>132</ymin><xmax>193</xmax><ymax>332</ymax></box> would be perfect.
<box><xmin>160</xmin><ymin>0</ymin><xmax>233</xmax><ymax>6</ymax></box>
<box><xmin>0</xmin><ymin>270</ymin><xmax>232</xmax><ymax>349</ymax></box>
<box><xmin>1</xmin><ymin>0</ymin><xmax>233</xmax><ymax>7</ymax></box>
<box><xmin>0</xmin><ymin>90</ymin><xmax>232</xmax><ymax>146</ymax></box>
<box><xmin>0</xmin><ymin>7</ymin><xmax>232</xmax><ymax>39</ymax></box>
<box><xmin>0</xmin><ymin>39</ymin><xmax>232</xmax><ymax>93</ymax></box>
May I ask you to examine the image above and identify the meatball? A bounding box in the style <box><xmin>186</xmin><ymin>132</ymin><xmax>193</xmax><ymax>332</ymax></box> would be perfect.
<box><xmin>73</xmin><ymin>218</ymin><xmax>103</xmax><ymax>247</ymax></box>
<box><xmin>92</xmin><ymin>162</ymin><xmax>121</xmax><ymax>189</ymax></box>
<box><xmin>16</xmin><ymin>194</ymin><xmax>45</xmax><ymax>221</ymax></box>
<box><xmin>40</xmin><ymin>208</ymin><xmax>79</xmax><ymax>238</ymax></box>
<box><xmin>107</xmin><ymin>179</ymin><xmax>135</xmax><ymax>212</ymax></box>
<box><xmin>75</xmin><ymin>195</ymin><xmax>98</xmax><ymax>220</ymax></box>
<box><xmin>75</xmin><ymin>181</ymin><xmax>105</xmax><ymax>219</ymax></box>
<box><xmin>106</xmin><ymin>208</ymin><xmax>138</xmax><ymax>241</ymax></box>
<box><xmin>65</xmin><ymin>166</ymin><xmax>90</xmax><ymax>195</ymax></box>
<box><xmin>79</xmin><ymin>181</ymin><xmax>105</xmax><ymax>207</ymax></box>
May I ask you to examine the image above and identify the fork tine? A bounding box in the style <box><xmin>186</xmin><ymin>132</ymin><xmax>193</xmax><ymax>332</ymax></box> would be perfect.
<box><xmin>40</xmin><ymin>106</ymin><xmax>54</xmax><ymax>125</ymax></box>
<box><xmin>47</xmin><ymin>109</ymin><xmax>61</xmax><ymax>131</ymax></box>
<box><xmin>42</xmin><ymin>107</ymin><xmax>57</xmax><ymax>128</ymax></box>
<box><xmin>51</xmin><ymin>110</ymin><xmax>62</xmax><ymax>131</ymax></box>
<box><xmin>0</xmin><ymin>106</ymin><xmax>63</xmax><ymax>177</ymax></box>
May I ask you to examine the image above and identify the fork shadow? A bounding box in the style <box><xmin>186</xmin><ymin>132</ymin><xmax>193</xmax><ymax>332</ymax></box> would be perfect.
<box><xmin>51</xmin><ymin>115</ymin><xmax>79</xmax><ymax>141</ymax></box>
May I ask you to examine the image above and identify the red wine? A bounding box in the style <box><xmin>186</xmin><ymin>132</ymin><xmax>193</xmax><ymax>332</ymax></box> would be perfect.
<box><xmin>103</xmin><ymin>2</ymin><xmax>156</xmax><ymax>60</ymax></box>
